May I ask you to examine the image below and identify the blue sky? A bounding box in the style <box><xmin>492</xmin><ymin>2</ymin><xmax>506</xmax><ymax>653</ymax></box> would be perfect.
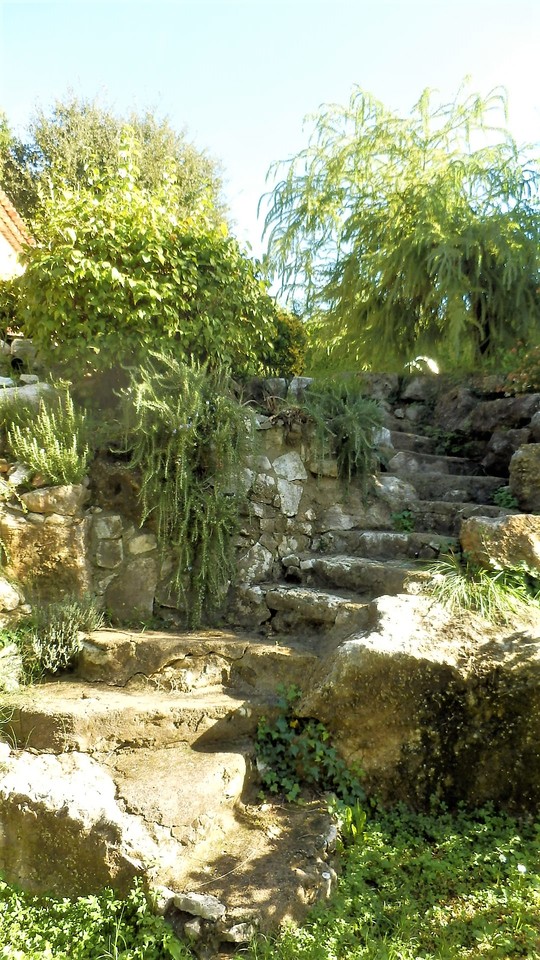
<box><xmin>1</xmin><ymin>0</ymin><xmax>539</xmax><ymax>256</ymax></box>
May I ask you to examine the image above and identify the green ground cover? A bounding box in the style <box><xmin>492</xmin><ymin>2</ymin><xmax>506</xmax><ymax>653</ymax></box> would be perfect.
<box><xmin>1</xmin><ymin>805</ymin><xmax>538</xmax><ymax>959</ymax></box>
<box><xmin>249</xmin><ymin>804</ymin><xmax>540</xmax><ymax>960</ymax></box>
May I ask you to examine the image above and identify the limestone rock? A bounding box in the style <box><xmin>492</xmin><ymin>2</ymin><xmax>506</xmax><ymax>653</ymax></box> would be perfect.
<box><xmin>359</xmin><ymin>373</ymin><xmax>399</xmax><ymax>401</ymax></box>
<box><xmin>287</xmin><ymin>377</ymin><xmax>313</xmax><ymax>401</ymax></box>
<box><xmin>127</xmin><ymin>533</ymin><xmax>157</xmax><ymax>555</ymax></box>
<box><xmin>374</xmin><ymin>475</ymin><xmax>418</xmax><ymax>511</ymax></box>
<box><xmin>105</xmin><ymin>557</ymin><xmax>158</xmax><ymax>619</ymax></box>
<box><xmin>481</xmin><ymin>428</ymin><xmax>531</xmax><ymax>477</ymax></box>
<box><xmin>307</xmin><ymin>457</ymin><xmax>338</xmax><ymax>478</ymax></box>
<box><xmin>433</xmin><ymin>386</ymin><xmax>478</xmax><ymax>432</ymax></box>
<box><xmin>0</xmin><ymin>382</ymin><xmax>55</xmax><ymax>410</ymax></box>
<box><xmin>236</xmin><ymin>542</ymin><xmax>274</xmax><ymax>582</ymax></box>
<box><xmin>95</xmin><ymin>538</ymin><xmax>124</xmax><ymax>569</ymax></box>
<box><xmin>173</xmin><ymin>892</ymin><xmax>226</xmax><ymax>921</ymax></box>
<box><xmin>277</xmin><ymin>478</ymin><xmax>303</xmax><ymax>517</ymax></box>
<box><xmin>0</xmin><ymin>506</ymin><xmax>91</xmax><ymax>599</ymax></box>
<box><xmin>91</xmin><ymin>513</ymin><xmax>123</xmax><ymax>539</ymax></box>
<box><xmin>299</xmin><ymin>594</ymin><xmax>540</xmax><ymax>808</ymax></box>
<box><xmin>530</xmin><ymin>410</ymin><xmax>540</xmax><ymax>443</ymax></box>
<box><xmin>252</xmin><ymin>473</ymin><xmax>277</xmax><ymax>505</ymax></box>
<box><xmin>0</xmin><ymin>751</ymin><xmax>159</xmax><ymax>895</ymax></box>
<box><xmin>20</xmin><ymin>484</ymin><xmax>88</xmax><ymax>517</ymax></box>
<box><xmin>509</xmin><ymin>444</ymin><xmax>540</xmax><ymax>512</ymax></box>
<box><xmin>468</xmin><ymin>394</ymin><xmax>540</xmax><ymax>434</ymax></box>
<box><xmin>272</xmin><ymin>451</ymin><xmax>308</xmax><ymax>482</ymax></box>
<box><xmin>0</xmin><ymin>575</ymin><xmax>22</xmax><ymax>612</ymax></box>
<box><xmin>400</xmin><ymin>376</ymin><xmax>438</xmax><ymax>403</ymax></box>
<box><xmin>460</xmin><ymin>514</ymin><xmax>540</xmax><ymax>574</ymax></box>
<box><xmin>0</xmin><ymin>643</ymin><xmax>23</xmax><ymax>692</ymax></box>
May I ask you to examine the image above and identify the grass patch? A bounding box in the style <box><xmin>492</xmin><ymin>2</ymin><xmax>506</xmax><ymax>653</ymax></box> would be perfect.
<box><xmin>249</xmin><ymin>804</ymin><xmax>540</xmax><ymax>960</ymax></box>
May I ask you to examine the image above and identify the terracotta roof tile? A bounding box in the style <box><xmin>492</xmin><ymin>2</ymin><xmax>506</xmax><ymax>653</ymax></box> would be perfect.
<box><xmin>0</xmin><ymin>187</ymin><xmax>34</xmax><ymax>254</ymax></box>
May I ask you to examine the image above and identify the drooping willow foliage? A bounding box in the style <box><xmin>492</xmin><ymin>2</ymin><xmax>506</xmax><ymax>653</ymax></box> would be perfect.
<box><xmin>124</xmin><ymin>352</ymin><xmax>253</xmax><ymax>627</ymax></box>
<box><xmin>263</xmin><ymin>82</ymin><xmax>540</xmax><ymax>371</ymax></box>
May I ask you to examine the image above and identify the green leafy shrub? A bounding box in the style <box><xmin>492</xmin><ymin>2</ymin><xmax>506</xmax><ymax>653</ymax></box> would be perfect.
<box><xmin>301</xmin><ymin>378</ymin><xmax>384</xmax><ymax>486</ymax></box>
<box><xmin>14</xmin><ymin>134</ymin><xmax>281</xmax><ymax>380</ymax></box>
<box><xmin>391</xmin><ymin>509</ymin><xmax>415</xmax><ymax>532</ymax></box>
<box><xmin>0</xmin><ymin>276</ymin><xmax>21</xmax><ymax>334</ymax></box>
<box><xmin>6</xmin><ymin>386</ymin><xmax>90</xmax><ymax>484</ymax></box>
<box><xmin>268</xmin><ymin>309</ymin><xmax>307</xmax><ymax>377</ymax></box>
<box><xmin>428</xmin><ymin>552</ymin><xmax>540</xmax><ymax>623</ymax></box>
<box><xmin>256</xmin><ymin>685</ymin><xmax>364</xmax><ymax>805</ymax></box>
<box><xmin>505</xmin><ymin>342</ymin><xmax>540</xmax><ymax>394</ymax></box>
<box><xmin>124</xmin><ymin>351</ymin><xmax>253</xmax><ymax>628</ymax></box>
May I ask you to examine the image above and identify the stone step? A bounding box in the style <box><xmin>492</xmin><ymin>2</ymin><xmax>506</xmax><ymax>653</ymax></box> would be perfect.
<box><xmin>389</xmin><ymin>430</ymin><xmax>437</xmax><ymax>455</ymax></box>
<box><xmin>0</xmin><ymin>682</ymin><xmax>274</xmax><ymax>753</ymax></box>
<box><xmin>387</xmin><ymin>471</ymin><xmax>504</xmax><ymax>504</ymax></box>
<box><xmin>0</xmin><ymin>734</ymin><xmax>336</xmax><ymax>933</ymax></box>
<box><xmin>78</xmin><ymin>628</ymin><xmax>318</xmax><ymax>695</ymax></box>
<box><xmin>387</xmin><ymin>449</ymin><xmax>479</xmax><ymax>477</ymax></box>
<box><xmin>407</xmin><ymin>500</ymin><xmax>518</xmax><ymax>536</ymax></box>
<box><xmin>310</xmin><ymin>555</ymin><xmax>431</xmax><ymax>596</ymax></box>
<box><xmin>264</xmin><ymin>584</ymin><xmax>372</xmax><ymax>634</ymax></box>
<box><xmin>309</xmin><ymin>530</ymin><xmax>458</xmax><ymax>561</ymax></box>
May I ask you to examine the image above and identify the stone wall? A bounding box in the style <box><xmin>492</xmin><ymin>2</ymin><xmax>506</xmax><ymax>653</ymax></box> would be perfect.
<box><xmin>0</xmin><ymin>372</ymin><xmax>538</xmax><ymax>627</ymax></box>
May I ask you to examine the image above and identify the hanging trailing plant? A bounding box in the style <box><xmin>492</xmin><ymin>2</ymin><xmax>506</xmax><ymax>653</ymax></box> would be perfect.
<box><xmin>124</xmin><ymin>351</ymin><xmax>253</xmax><ymax>627</ymax></box>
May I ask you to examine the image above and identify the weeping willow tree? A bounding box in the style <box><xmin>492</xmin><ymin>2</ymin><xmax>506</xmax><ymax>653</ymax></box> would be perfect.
<box><xmin>125</xmin><ymin>352</ymin><xmax>253</xmax><ymax>627</ymax></box>
<box><xmin>263</xmin><ymin>82</ymin><xmax>540</xmax><ymax>371</ymax></box>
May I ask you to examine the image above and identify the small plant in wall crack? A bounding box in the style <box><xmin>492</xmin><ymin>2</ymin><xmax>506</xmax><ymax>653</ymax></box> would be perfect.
<box><xmin>492</xmin><ymin>486</ymin><xmax>519</xmax><ymax>509</ymax></box>
<box><xmin>391</xmin><ymin>508</ymin><xmax>415</xmax><ymax>532</ymax></box>
<box><xmin>255</xmin><ymin>684</ymin><xmax>365</xmax><ymax>805</ymax></box>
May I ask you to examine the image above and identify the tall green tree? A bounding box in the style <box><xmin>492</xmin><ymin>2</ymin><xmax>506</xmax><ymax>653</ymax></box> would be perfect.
<box><xmin>1</xmin><ymin>94</ymin><xmax>225</xmax><ymax>231</ymax></box>
<box><xmin>263</xmin><ymin>83</ymin><xmax>540</xmax><ymax>371</ymax></box>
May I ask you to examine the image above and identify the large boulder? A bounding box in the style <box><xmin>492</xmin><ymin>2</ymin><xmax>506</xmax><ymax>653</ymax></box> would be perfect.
<box><xmin>468</xmin><ymin>395</ymin><xmax>540</xmax><ymax>435</ymax></box>
<box><xmin>481</xmin><ymin>428</ymin><xmax>531</xmax><ymax>477</ymax></box>
<box><xmin>509</xmin><ymin>444</ymin><xmax>540</xmax><ymax>512</ymax></box>
<box><xmin>299</xmin><ymin>594</ymin><xmax>540</xmax><ymax>809</ymax></box>
<box><xmin>460</xmin><ymin>514</ymin><xmax>540</xmax><ymax>574</ymax></box>
<box><xmin>0</xmin><ymin>505</ymin><xmax>91</xmax><ymax>600</ymax></box>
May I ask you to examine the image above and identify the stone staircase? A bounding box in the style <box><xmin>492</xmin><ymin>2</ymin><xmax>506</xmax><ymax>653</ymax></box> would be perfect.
<box><xmin>0</xmin><ymin>415</ymin><xmax>518</xmax><ymax>953</ymax></box>
<box><xmin>254</xmin><ymin>422</ymin><xmax>512</xmax><ymax>639</ymax></box>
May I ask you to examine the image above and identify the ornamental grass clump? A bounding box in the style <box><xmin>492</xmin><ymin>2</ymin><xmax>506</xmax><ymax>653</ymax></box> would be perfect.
<box><xmin>301</xmin><ymin>377</ymin><xmax>384</xmax><ymax>487</ymax></box>
<box><xmin>125</xmin><ymin>351</ymin><xmax>253</xmax><ymax>627</ymax></box>
<box><xmin>428</xmin><ymin>552</ymin><xmax>540</xmax><ymax>624</ymax></box>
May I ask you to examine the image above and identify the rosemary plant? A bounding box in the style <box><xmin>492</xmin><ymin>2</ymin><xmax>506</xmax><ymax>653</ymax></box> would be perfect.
<box><xmin>124</xmin><ymin>351</ymin><xmax>253</xmax><ymax>627</ymax></box>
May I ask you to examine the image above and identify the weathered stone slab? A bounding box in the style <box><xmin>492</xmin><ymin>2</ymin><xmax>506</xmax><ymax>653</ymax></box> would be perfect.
<box><xmin>20</xmin><ymin>484</ymin><xmax>88</xmax><ymax>517</ymax></box>
<box><xmin>272</xmin><ymin>451</ymin><xmax>308</xmax><ymax>482</ymax></box>
<box><xmin>277</xmin><ymin>478</ymin><xmax>303</xmax><ymax>517</ymax></box>
<box><xmin>468</xmin><ymin>394</ymin><xmax>540</xmax><ymax>434</ymax></box>
<box><xmin>104</xmin><ymin>557</ymin><xmax>157</xmax><ymax>619</ymax></box>
<box><xmin>460</xmin><ymin>514</ymin><xmax>540</xmax><ymax>574</ymax></box>
<box><xmin>0</xmin><ymin>506</ymin><xmax>91</xmax><ymax>599</ymax></box>
<box><xmin>300</xmin><ymin>595</ymin><xmax>540</xmax><ymax>808</ymax></box>
<box><xmin>509</xmin><ymin>444</ymin><xmax>540</xmax><ymax>512</ymax></box>
<box><xmin>237</xmin><ymin>542</ymin><xmax>274</xmax><ymax>582</ymax></box>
